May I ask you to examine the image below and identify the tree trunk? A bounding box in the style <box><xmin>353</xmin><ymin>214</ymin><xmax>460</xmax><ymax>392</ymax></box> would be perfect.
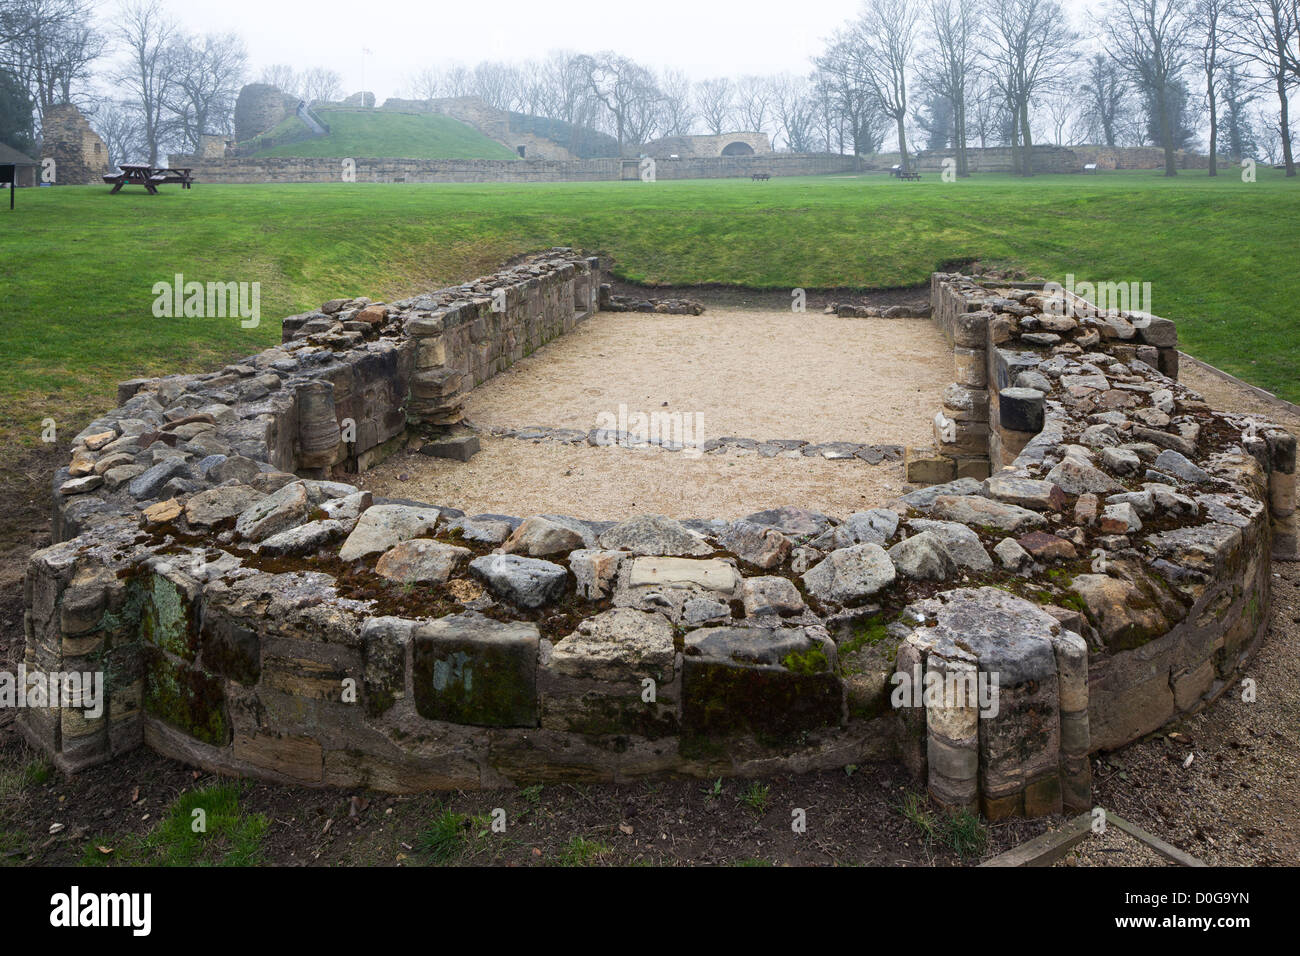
<box><xmin>1207</xmin><ymin>66</ymin><xmax>1217</xmax><ymax>176</ymax></box>
<box><xmin>1156</xmin><ymin>82</ymin><xmax>1177</xmax><ymax>177</ymax></box>
<box><xmin>956</xmin><ymin>93</ymin><xmax>969</xmax><ymax>176</ymax></box>
<box><xmin>1020</xmin><ymin>99</ymin><xmax>1033</xmax><ymax>177</ymax></box>
<box><xmin>1279</xmin><ymin>73</ymin><xmax>1296</xmax><ymax>176</ymax></box>
<box><xmin>896</xmin><ymin>114</ymin><xmax>909</xmax><ymax>173</ymax></box>
<box><xmin>1009</xmin><ymin>108</ymin><xmax>1021</xmax><ymax>175</ymax></box>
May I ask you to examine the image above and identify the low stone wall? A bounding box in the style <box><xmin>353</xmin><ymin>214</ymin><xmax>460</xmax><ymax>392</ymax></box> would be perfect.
<box><xmin>179</xmin><ymin>153</ymin><xmax>857</xmax><ymax>184</ymax></box>
<box><xmin>18</xmin><ymin>257</ymin><xmax>1293</xmax><ymax>819</ymax></box>
<box><xmin>860</xmin><ymin>146</ymin><xmax>1081</xmax><ymax>174</ymax></box>
<box><xmin>1072</xmin><ymin>146</ymin><xmax>1230</xmax><ymax>170</ymax></box>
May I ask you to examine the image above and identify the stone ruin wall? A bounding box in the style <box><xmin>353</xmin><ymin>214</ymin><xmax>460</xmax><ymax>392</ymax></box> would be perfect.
<box><xmin>234</xmin><ymin>84</ymin><xmax>300</xmax><ymax>144</ymax></box>
<box><xmin>40</xmin><ymin>104</ymin><xmax>109</xmax><ymax>185</ymax></box>
<box><xmin>642</xmin><ymin>132</ymin><xmax>774</xmax><ymax>159</ymax></box>
<box><xmin>18</xmin><ymin>254</ymin><xmax>1295</xmax><ymax>819</ymax></box>
<box><xmin>175</xmin><ymin>153</ymin><xmax>859</xmax><ymax>184</ymax></box>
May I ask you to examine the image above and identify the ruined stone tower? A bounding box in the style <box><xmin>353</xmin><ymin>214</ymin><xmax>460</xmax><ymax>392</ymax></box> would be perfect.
<box><xmin>40</xmin><ymin>104</ymin><xmax>110</xmax><ymax>185</ymax></box>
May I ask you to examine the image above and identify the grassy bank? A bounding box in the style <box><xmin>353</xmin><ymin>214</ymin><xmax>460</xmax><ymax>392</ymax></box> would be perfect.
<box><xmin>1</xmin><ymin>169</ymin><xmax>1296</xmax><ymax>454</ymax></box>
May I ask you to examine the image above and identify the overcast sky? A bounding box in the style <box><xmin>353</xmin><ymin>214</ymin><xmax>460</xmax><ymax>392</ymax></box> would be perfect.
<box><xmin>120</xmin><ymin>0</ymin><xmax>1104</xmax><ymax>101</ymax></box>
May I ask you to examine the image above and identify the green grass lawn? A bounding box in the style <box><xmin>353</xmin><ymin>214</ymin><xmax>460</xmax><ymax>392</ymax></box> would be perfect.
<box><xmin>252</xmin><ymin>109</ymin><xmax>519</xmax><ymax>160</ymax></box>
<box><xmin>1</xmin><ymin>169</ymin><xmax>1296</xmax><ymax>457</ymax></box>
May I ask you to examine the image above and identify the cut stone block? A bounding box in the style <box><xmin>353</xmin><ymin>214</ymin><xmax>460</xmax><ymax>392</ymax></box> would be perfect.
<box><xmin>412</xmin><ymin>612</ymin><xmax>540</xmax><ymax>727</ymax></box>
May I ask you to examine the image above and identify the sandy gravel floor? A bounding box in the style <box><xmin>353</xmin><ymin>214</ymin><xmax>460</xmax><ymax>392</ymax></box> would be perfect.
<box><xmin>462</xmin><ymin>308</ymin><xmax>950</xmax><ymax>443</ymax></box>
<box><xmin>360</xmin><ymin>308</ymin><xmax>949</xmax><ymax>520</ymax></box>
<box><xmin>358</xmin><ymin>439</ymin><xmax>911</xmax><ymax>522</ymax></box>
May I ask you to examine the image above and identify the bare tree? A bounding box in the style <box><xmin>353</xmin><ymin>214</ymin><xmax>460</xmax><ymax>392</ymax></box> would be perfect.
<box><xmin>837</xmin><ymin>0</ymin><xmax>922</xmax><ymax>171</ymax></box>
<box><xmin>983</xmin><ymin>0</ymin><xmax>1079</xmax><ymax>175</ymax></box>
<box><xmin>574</xmin><ymin>52</ymin><xmax>659</xmax><ymax>150</ymax></box>
<box><xmin>1222</xmin><ymin>0</ymin><xmax>1297</xmax><ymax>175</ymax></box>
<box><xmin>300</xmin><ymin>66</ymin><xmax>342</xmax><ymax>106</ymax></box>
<box><xmin>814</xmin><ymin>36</ymin><xmax>891</xmax><ymax>156</ymax></box>
<box><xmin>258</xmin><ymin>63</ymin><xmax>298</xmax><ymax>97</ymax></box>
<box><xmin>112</xmin><ymin>0</ymin><xmax>177</xmax><ymax>165</ymax></box>
<box><xmin>1043</xmin><ymin>86</ymin><xmax>1081</xmax><ymax>143</ymax></box>
<box><xmin>926</xmin><ymin>0</ymin><xmax>981</xmax><ymax>174</ymax></box>
<box><xmin>694</xmin><ymin>77</ymin><xmax>734</xmax><ymax>134</ymax></box>
<box><xmin>658</xmin><ymin>68</ymin><xmax>695</xmax><ymax>136</ymax></box>
<box><xmin>1188</xmin><ymin>0</ymin><xmax>1227</xmax><ymax>173</ymax></box>
<box><xmin>442</xmin><ymin>65</ymin><xmax>473</xmax><ymax>98</ymax></box>
<box><xmin>536</xmin><ymin>52</ymin><xmax>590</xmax><ymax>125</ymax></box>
<box><xmin>1219</xmin><ymin>60</ymin><xmax>1257</xmax><ymax>157</ymax></box>
<box><xmin>733</xmin><ymin>74</ymin><xmax>776</xmax><ymax>134</ymax></box>
<box><xmin>1078</xmin><ymin>52</ymin><xmax>1130</xmax><ymax>145</ymax></box>
<box><xmin>966</xmin><ymin>73</ymin><xmax>1003</xmax><ymax>147</ymax></box>
<box><xmin>165</xmin><ymin>31</ymin><xmax>245</xmax><ymax>151</ymax></box>
<box><xmin>773</xmin><ymin>73</ymin><xmax>818</xmax><ymax>151</ymax></box>
<box><xmin>404</xmin><ymin>67</ymin><xmax>441</xmax><ymax>101</ymax></box>
<box><xmin>0</xmin><ymin>0</ymin><xmax>103</xmax><ymax>121</ymax></box>
<box><xmin>89</xmin><ymin>97</ymin><xmax>144</xmax><ymax>167</ymax></box>
<box><xmin>469</xmin><ymin>61</ymin><xmax>522</xmax><ymax>111</ymax></box>
<box><xmin>1105</xmin><ymin>0</ymin><xmax>1193</xmax><ymax>176</ymax></box>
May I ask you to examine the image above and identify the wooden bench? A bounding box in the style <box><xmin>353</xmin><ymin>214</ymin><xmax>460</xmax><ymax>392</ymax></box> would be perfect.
<box><xmin>154</xmin><ymin>167</ymin><xmax>195</xmax><ymax>189</ymax></box>
<box><xmin>751</xmin><ymin>172</ymin><xmax>771</xmax><ymax>181</ymax></box>
<box><xmin>104</xmin><ymin>164</ymin><xmax>194</xmax><ymax>193</ymax></box>
<box><xmin>898</xmin><ymin>171</ymin><xmax>922</xmax><ymax>181</ymax></box>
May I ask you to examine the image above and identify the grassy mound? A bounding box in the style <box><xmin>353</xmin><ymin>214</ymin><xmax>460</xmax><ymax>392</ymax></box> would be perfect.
<box><xmin>252</xmin><ymin>109</ymin><xmax>519</xmax><ymax>160</ymax></box>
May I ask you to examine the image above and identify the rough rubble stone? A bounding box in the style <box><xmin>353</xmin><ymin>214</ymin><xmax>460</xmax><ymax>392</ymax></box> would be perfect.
<box><xmin>740</xmin><ymin>506</ymin><xmax>833</xmax><ymax>538</ymax></box>
<box><xmin>889</xmin><ymin>532</ymin><xmax>958</xmax><ymax>581</ymax></box>
<box><xmin>928</xmin><ymin>495</ymin><xmax>1045</xmax><ymax>533</ymax></box>
<box><xmin>1046</xmin><ymin>458</ymin><xmax>1125</xmax><ymax>495</ymax></box>
<box><xmin>504</xmin><ymin>514</ymin><xmax>594</xmax><ymax>557</ymax></box>
<box><xmin>907</xmin><ymin>519</ymin><xmax>994</xmax><ymax>571</ymax></box>
<box><xmin>375</xmin><ymin>539</ymin><xmax>473</xmax><ymax>584</ymax></box>
<box><xmin>258</xmin><ymin>519</ymin><xmax>348</xmax><ymax>556</ymax></box>
<box><xmin>469</xmin><ymin>553</ymin><xmax>568</xmax><ymax>608</ymax></box>
<box><xmin>338</xmin><ymin>504</ymin><xmax>443</xmax><ymax>561</ymax></box>
<box><xmin>741</xmin><ymin>576</ymin><xmax>806</xmax><ymax>616</ymax></box>
<box><xmin>569</xmin><ymin>549</ymin><xmax>625</xmax><ymax>599</ymax></box>
<box><xmin>127</xmin><ymin>458</ymin><xmax>190</xmax><ymax>500</ymax></box>
<box><xmin>802</xmin><ymin>544</ymin><xmax>897</xmax><ymax>604</ymax></box>
<box><xmin>994</xmin><ymin>537</ymin><xmax>1031</xmax><ymax>570</ymax></box>
<box><xmin>186</xmin><ymin>485</ymin><xmax>266</xmax><ymax>527</ymax></box>
<box><xmin>718</xmin><ymin>519</ymin><xmax>791</xmax><ymax>569</ymax></box>
<box><xmin>234</xmin><ymin>480</ymin><xmax>313</xmax><ymax>543</ymax></box>
<box><xmin>598</xmin><ymin>514</ymin><xmax>710</xmax><ymax>556</ymax></box>
<box><xmin>1153</xmin><ymin>448</ymin><xmax>1212</xmax><ymax>484</ymax></box>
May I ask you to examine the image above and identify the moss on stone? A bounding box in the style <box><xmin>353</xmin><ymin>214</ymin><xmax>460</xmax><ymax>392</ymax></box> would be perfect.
<box><xmin>140</xmin><ymin>573</ymin><xmax>198</xmax><ymax>661</ymax></box>
<box><xmin>143</xmin><ymin>650</ymin><xmax>229</xmax><ymax>746</ymax></box>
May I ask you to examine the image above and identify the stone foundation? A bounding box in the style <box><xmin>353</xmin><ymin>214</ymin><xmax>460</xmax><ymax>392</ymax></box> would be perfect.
<box><xmin>18</xmin><ymin>256</ymin><xmax>1290</xmax><ymax>816</ymax></box>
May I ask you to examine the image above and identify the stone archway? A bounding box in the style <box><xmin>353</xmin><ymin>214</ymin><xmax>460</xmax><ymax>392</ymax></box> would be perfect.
<box><xmin>721</xmin><ymin>141</ymin><xmax>755</xmax><ymax>156</ymax></box>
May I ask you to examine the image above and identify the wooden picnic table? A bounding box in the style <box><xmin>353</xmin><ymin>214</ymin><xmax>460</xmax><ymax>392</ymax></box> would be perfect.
<box><xmin>103</xmin><ymin>163</ymin><xmax>195</xmax><ymax>194</ymax></box>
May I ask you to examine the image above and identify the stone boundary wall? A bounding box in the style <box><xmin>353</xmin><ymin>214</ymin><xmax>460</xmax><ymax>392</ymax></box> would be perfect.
<box><xmin>18</xmin><ymin>258</ymin><xmax>1293</xmax><ymax>819</ymax></box>
<box><xmin>1072</xmin><ymin>145</ymin><xmax>1231</xmax><ymax>170</ymax></box>
<box><xmin>860</xmin><ymin>146</ymin><xmax>1081</xmax><ymax>174</ymax></box>
<box><xmin>175</xmin><ymin>154</ymin><xmax>858</xmax><ymax>184</ymax></box>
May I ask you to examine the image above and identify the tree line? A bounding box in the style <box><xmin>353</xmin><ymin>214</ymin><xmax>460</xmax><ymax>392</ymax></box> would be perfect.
<box><xmin>1</xmin><ymin>0</ymin><xmax>1295</xmax><ymax>174</ymax></box>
